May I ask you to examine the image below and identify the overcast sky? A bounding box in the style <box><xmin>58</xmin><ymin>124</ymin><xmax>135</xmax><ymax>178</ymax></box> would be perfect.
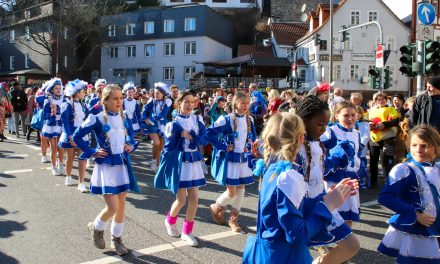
<box><xmin>383</xmin><ymin>0</ymin><xmax>413</xmax><ymax>19</ymax></box>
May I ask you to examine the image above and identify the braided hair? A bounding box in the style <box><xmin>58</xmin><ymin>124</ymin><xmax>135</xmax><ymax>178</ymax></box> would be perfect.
<box><xmin>101</xmin><ymin>84</ymin><xmax>127</xmax><ymax>142</ymax></box>
<box><xmin>295</xmin><ymin>95</ymin><xmax>329</xmax><ymax>182</ymax></box>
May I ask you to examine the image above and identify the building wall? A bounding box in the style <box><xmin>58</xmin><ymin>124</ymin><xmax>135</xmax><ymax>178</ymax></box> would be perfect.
<box><xmin>295</xmin><ymin>0</ymin><xmax>411</xmax><ymax>93</ymax></box>
<box><xmin>101</xmin><ymin>36</ymin><xmax>232</xmax><ymax>89</ymax></box>
<box><xmin>160</xmin><ymin>0</ymin><xmax>263</xmax><ymax>12</ymax></box>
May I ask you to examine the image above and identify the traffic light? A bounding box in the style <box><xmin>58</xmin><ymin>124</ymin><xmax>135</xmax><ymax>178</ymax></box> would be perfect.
<box><xmin>424</xmin><ymin>40</ymin><xmax>440</xmax><ymax>76</ymax></box>
<box><xmin>314</xmin><ymin>34</ymin><xmax>321</xmax><ymax>46</ymax></box>
<box><xmin>399</xmin><ymin>44</ymin><xmax>415</xmax><ymax>77</ymax></box>
<box><xmin>368</xmin><ymin>67</ymin><xmax>380</xmax><ymax>89</ymax></box>
<box><xmin>384</xmin><ymin>68</ymin><xmax>392</xmax><ymax>89</ymax></box>
<box><xmin>340</xmin><ymin>26</ymin><xmax>349</xmax><ymax>42</ymax></box>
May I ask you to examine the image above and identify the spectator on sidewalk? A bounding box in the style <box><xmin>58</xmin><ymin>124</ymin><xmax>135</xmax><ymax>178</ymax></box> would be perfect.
<box><xmin>410</xmin><ymin>76</ymin><xmax>440</xmax><ymax>131</ymax></box>
<box><xmin>10</xmin><ymin>82</ymin><xmax>28</xmax><ymax>137</ymax></box>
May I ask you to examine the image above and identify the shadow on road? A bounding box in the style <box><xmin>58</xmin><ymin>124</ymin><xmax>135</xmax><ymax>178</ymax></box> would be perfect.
<box><xmin>0</xmin><ymin>251</ymin><xmax>19</xmax><ymax>264</ymax></box>
<box><xmin>0</xmin><ymin>207</ymin><xmax>27</xmax><ymax>239</ymax></box>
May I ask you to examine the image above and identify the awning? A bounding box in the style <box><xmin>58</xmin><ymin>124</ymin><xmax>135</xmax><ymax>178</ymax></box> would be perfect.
<box><xmin>252</xmin><ymin>57</ymin><xmax>291</xmax><ymax>67</ymax></box>
<box><xmin>202</xmin><ymin>55</ymin><xmax>291</xmax><ymax>68</ymax></box>
<box><xmin>10</xmin><ymin>68</ymin><xmax>50</xmax><ymax>75</ymax></box>
<box><xmin>202</xmin><ymin>55</ymin><xmax>252</xmax><ymax>68</ymax></box>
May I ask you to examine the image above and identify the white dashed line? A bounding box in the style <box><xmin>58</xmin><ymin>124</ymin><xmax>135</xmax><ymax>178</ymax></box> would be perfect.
<box><xmin>4</xmin><ymin>169</ymin><xmax>33</xmax><ymax>174</ymax></box>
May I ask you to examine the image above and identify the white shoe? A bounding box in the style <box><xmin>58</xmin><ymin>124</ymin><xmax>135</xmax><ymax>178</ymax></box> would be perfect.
<box><xmin>150</xmin><ymin>162</ymin><xmax>157</xmax><ymax>171</ymax></box>
<box><xmin>52</xmin><ymin>166</ymin><xmax>61</xmax><ymax>176</ymax></box>
<box><xmin>86</xmin><ymin>159</ymin><xmax>93</xmax><ymax>168</ymax></box>
<box><xmin>164</xmin><ymin>219</ymin><xmax>180</xmax><ymax>238</ymax></box>
<box><xmin>58</xmin><ymin>164</ymin><xmax>65</xmax><ymax>175</ymax></box>
<box><xmin>41</xmin><ymin>156</ymin><xmax>50</xmax><ymax>163</ymax></box>
<box><xmin>65</xmin><ymin>176</ymin><xmax>73</xmax><ymax>186</ymax></box>
<box><xmin>77</xmin><ymin>182</ymin><xmax>88</xmax><ymax>192</ymax></box>
<box><xmin>181</xmin><ymin>233</ymin><xmax>198</xmax><ymax>247</ymax></box>
<box><xmin>201</xmin><ymin>162</ymin><xmax>208</xmax><ymax>175</ymax></box>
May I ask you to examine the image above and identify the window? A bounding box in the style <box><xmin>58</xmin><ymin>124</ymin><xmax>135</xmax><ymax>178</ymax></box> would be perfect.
<box><xmin>10</xmin><ymin>56</ymin><xmax>15</xmax><ymax>70</ymax></box>
<box><xmin>108</xmin><ymin>25</ymin><xmax>116</xmax><ymax>37</ymax></box>
<box><xmin>184</xmin><ymin>41</ymin><xmax>196</xmax><ymax>55</ymax></box>
<box><xmin>386</xmin><ymin>36</ymin><xmax>396</xmax><ymax>51</ymax></box>
<box><xmin>333</xmin><ymin>64</ymin><xmax>341</xmax><ymax>80</ymax></box>
<box><xmin>144</xmin><ymin>21</ymin><xmax>154</xmax><ymax>34</ymax></box>
<box><xmin>25</xmin><ymin>53</ymin><xmax>29</xmax><ymax>69</ymax></box>
<box><xmin>144</xmin><ymin>44</ymin><xmax>155</xmax><ymax>57</ymax></box>
<box><xmin>350</xmin><ymin>65</ymin><xmax>360</xmax><ymax>80</ymax></box>
<box><xmin>25</xmin><ymin>27</ymin><xmax>30</xmax><ymax>41</ymax></box>
<box><xmin>333</xmin><ymin>36</ymin><xmax>341</xmax><ymax>50</ymax></box>
<box><xmin>286</xmin><ymin>48</ymin><xmax>294</xmax><ymax>58</ymax></box>
<box><xmin>110</xmin><ymin>46</ymin><xmax>118</xmax><ymax>58</ymax></box>
<box><xmin>184</xmin><ymin>18</ymin><xmax>196</xmax><ymax>31</ymax></box>
<box><xmin>127</xmin><ymin>45</ymin><xmax>136</xmax><ymax>58</ymax></box>
<box><xmin>164</xmin><ymin>20</ymin><xmax>174</xmax><ymax>33</ymax></box>
<box><xmin>24</xmin><ymin>10</ymin><xmax>31</xmax><ymax>19</ymax></box>
<box><xmin>368</xmin><ymin>11</ymin><xmax>378</xmax><ymax>22</ymax></box>
<box><xmin>299</xmin><ymin>70</ymin><xmax>306</xmax><ymax>83</ymax></box>
<box><xmin>184</xmin><ymin>66</ymin><xmax>196</xmax><ymax>80</ymax></box>
<box><xmin>63</xmin><ymin>27</ymin><xmax>67</xmax><ymax>40</ymax></box>
<box><xmin>163</xmin><ymin>67</ymin><xmax>174</xmax><ymax>80</ymax></box>
<box><xmin>126</xmin><ymin>23</ymin><xmax>135</xmax><ymax>36</ymax></box>
<box><xmin>9</xmin><ymin>30</ymin><xmax>15</xmax><ymax>43</ymax></box>
<box><xmin>64</xmin><ymin>55</ymin><xmax>68</xmax><ymax>68</ymax></box>
<box><xmin>350</xmin><ymin>11</ymin><xmax>360</xmax><ymax>26</ymax></box>
<box><xmin>164</xmin><ymin>43</ymin><xmax>175</xmax><ymax>56</ymax></box>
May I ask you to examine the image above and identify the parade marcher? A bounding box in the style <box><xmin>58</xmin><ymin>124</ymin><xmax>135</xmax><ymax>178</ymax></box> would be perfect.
<box><xmin>142</xmin><ymin>82</ymin><xmax>172</xmax><ymax>171</ymax></box>
<box><xmin>154</xmin><ymin>90</ymin><xmax>207</xmax><ymax>246</ymax></box>
<box><xmin>308</xmin><ymin>82</ymin><xmax>333</xmax><ymax>103</ymax></box>
<box><xmin>122</xmin><ymin>82</ymin><xmax>142</xmax><ymax>135</ymax></box>
<box><xmin>86</xmin><ymin>79</ymin><xmax>106</xmax><ymax>168</ymax></box>
<box><xmin>243</xmin><ymin>112</ymin><xmax>356</xmax><ymax>264</ymax></box>
<box><xmin>368</xmin><ymin>92</ymin><xmax>400</xmax><ymax>188</ymax></box>
<box><xmin>73</xmin><ymin>84</ymin><xmax>139</xmax><ymax>256</ymax></box>
<box><xmin>36</xmin><ymin>82</ymin><xmax>50</xmax><ymax>163</ymax></box>
<box><xmin>59</xmin><ymin>79</ymin><xmax>89</xmax><ymax>191</ymax></box>
<box><xmin>295</xmin><ymin>96</ymin><xmax>360</xmax><ymax>263</ymax></box>
<box><xmin>41</xmin><ymin>78</ymin><xmax>66</xmax><ymax>176</ymax></box>
<box><xmin>410</xmin><ymin>76</ymin><xmax>440</xmax><ymax>131</ymax></box>
<box><xmin>205</xmin><ymin>91</ymin><xmax>257</xmax><ymax>232</ymax></box>
<box><xmin>377</xmin><ymin>125</ymin><xmax>440</xmax><ymax>263</ymax></box>
<box><xmin>355</xmin><ymin>106</ymin><xmax>371</xmax><ymax>189</ymax></box>
<box><xmin>321</xmin><ymin>102</ymin><xmax>361</xmax><ymax>226</ymax></box>
<box><xmin>10</xmin><ymin>82</ymin><xmax>28</xmax><ymax>137</ymax></box>
<box><xmin>249</xmin><ymin>90</ymin><xmax>267</xmax><ymax>135</ymax></box>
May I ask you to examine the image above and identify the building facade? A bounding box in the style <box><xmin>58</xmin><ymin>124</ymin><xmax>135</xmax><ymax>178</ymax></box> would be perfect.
<box><xmin>294</xmin><ymin>0</ymin><xmax>411</xmax><ymax>93</ymax></box>
<box><xmin>100</xmin><ymin>5</ymin><xmax>233</xmax><ymax>89</ymax></box>
<box><xmin>160</xmin><ymin>0</ymin><xmax>263</xmax><ymax>12</ymax></box>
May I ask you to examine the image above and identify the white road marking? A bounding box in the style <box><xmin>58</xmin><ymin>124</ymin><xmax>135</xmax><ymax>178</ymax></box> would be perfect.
<box><xmin>25</xmin><ymin>144</ymin><xmax>41</xmax><ymax>151</ymax></box>
<box><xmin>80</xmin><ymin>230</ymin><xmax>241</xmax><ymax>264</ymax></box>
<box><xmin>4</xmin><ymin>154</ymin><xmax>29</xmax><ymax>158</ymax></box>
<box><xmin>360</xmin><ymin>200</ymin><xmax>379</xmax><ymax>207</ymax></box>
<box><xmin>4</xmin><ymin>169</ymin><xmax>33</xmax><ymax>174</ymax></box>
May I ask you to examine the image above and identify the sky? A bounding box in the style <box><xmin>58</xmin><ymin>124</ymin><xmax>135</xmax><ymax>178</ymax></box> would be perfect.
<box><xmin>383</xmin><ymin>0</ymin><xmax>413</xmax><ymax>19</ymax></box>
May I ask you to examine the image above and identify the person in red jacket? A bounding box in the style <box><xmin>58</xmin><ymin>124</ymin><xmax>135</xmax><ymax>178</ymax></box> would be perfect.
<box><xmin>267</xmin><ymin>89</ymin><xmax>283</xmax><ymax>116</ymax></box>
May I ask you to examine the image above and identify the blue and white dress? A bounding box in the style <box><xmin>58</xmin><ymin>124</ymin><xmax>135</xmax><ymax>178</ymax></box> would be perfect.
<box><xmin>87</xmin><ymin>94</ymin><xmax>102</xmax><ymax>115</ymax></box>
<box><xmin>154</xmin><ymin>114</ymin><xmax>207</xmax><ymax>194</ymax></box>
<box><xmin>295</xmin><ymin>139</ymin><xmax>352</xmax><ymax>246</ymax></box>
<box><xmin>59</xmin><ymin>100</ymin><xmax>88</xmax><ymax>149</ymax></box>
<box><xmin>243</xmin><ymin>160</ymin><xmax>333</xmax><ymax>264</ymax></box>
<box><xmin>141</xmin><ymin>98</ymin><xmax>172</xmax><ymax>137</ymax></box>
<box><xmin>321</xmin><ymin>123</ymin><xmax>362</xmax><ymax>222</ymax></box>
<box><xmin>204</xmin><ymin>113</ymin><xmax>257</xmax><ymax>186</ymax></box>
<box><xmin>123</xmin><ymin>98</ymin><xmax>141</xmax><ymax>134</ymax></box>
<box><xmin>378</xmin><ymin>160</ymin><xmax>440</xmax><ymax>263</ymax></box>
<box><xmin>72</xmin><ymin>111</ymin><xmax>139</xmax><ymax>195</ymax></box>
<box><xmin>41</xmin><ymin>95</ymin><xmax>66</xmax><ymax>138</ymax></box>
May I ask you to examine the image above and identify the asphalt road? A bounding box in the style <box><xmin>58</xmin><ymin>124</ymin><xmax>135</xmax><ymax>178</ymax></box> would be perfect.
<box><xmin>0</xmin><ymin>133</ymin><xmax>394</xmax><ymax>264</ymax></box>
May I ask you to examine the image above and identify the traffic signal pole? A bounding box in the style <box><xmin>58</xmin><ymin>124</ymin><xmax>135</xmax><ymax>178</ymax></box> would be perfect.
<box><xmin>416</xmin><ymin>40</ymin><xmax>425</xmax><ymax>95</ymax></box>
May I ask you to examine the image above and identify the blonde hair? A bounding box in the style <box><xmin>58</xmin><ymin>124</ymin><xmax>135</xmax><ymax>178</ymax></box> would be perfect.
<box><xmin>268</xmin><ymin>89</ymin><xmax>280</xmax><ymax>100</ymax></box>
<box><xmin>406</xmin><ymin>125</ymin><xmax>440</xmax><ymax>159</ymax></box>
<box><xmin>101</xmin><ymin>84</ymin><xmax>126</xmax><ymax>140</ymax></box>
<box><xmin>232</xmin><ymin>91</ymin><xmax>251</xmax><ymax>136</ymax></box>
<box><xmin>350</xmin><ymin>92</ymin><xmax>363</xmax><ymax>101</ymax></box>
<box><xmin>332</xmin><ymin>101</ymin><xmax>357</xmax><ymax>122</ymax></box>
<box><xmin>261</xmin><ymin>112</ymin><xmax>305</xmax><ymax>180</ymax></box>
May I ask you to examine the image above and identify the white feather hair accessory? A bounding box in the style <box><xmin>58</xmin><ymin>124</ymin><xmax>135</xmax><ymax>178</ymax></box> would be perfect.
<box><xmin>45</xmin><ymin>78</ymin><xmax>63</xmax><ymax>94</ymax></box>
<box><xmin>94</xmin><ymin>79</ymin><xmax>107</xmax><ymax>89</ymax></box>
<box><xmin>122</xmin><ymin>81</ymin><xmax>136</xmax><ymax>94</ymax></box>
<box><xmin>154</xmin><ymin>82</ymin><xmax>170</xmax><ymax>96</ymax></box>
<box><xmin>64</xmin><ymin>79</ymin><xmax>88</xmax><ymax>97</ymax></box>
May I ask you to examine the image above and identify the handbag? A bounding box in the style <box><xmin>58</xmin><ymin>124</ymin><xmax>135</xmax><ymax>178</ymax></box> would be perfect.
<box><xmin>30</xmin><ymin>108</ymin><xmax>44</xmax><ymax>131</ymax></box>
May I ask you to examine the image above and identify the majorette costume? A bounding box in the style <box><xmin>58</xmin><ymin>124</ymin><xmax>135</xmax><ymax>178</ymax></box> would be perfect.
<box><xmin>243</xmin><ymin>159</ymin><xmax>333</xmax><ymax>264</ymax></box>
<box><xmin>321</xmin><ymin>123</ymin><xmax>362</xmax><ymax>221</ymax></box>
<box><xmin>59</xmin><ymin>79</ymin><xmax>89</xmax><ymax>149</ymax></box>
<box><xmin>41</xmin><ymin>78</ymin><xmax>66</xmax><ymax>138</ymax></box>
<box><xmin>87</xmin><ymin>79</ymin><xmax>106</xmax><ymax>116</ymax></box>
<box><xmin>295</xmin><ymin>138</ymin><xmax>352</xmax><ymax>246</ymax></box>
<box><xmin>204</xmin><ymin>113</ymin><xmax>257</xmax><ymax>186</ymax></box>
<box><xmin>154</xmin><ymin>114</ymin><xmax>207</xmax><ymax>194</ymax></box>
<box><xmin>378</xmin><ymin>159</ymin><xmax>440</xmax><ymax>263</ymax></box>
<box><xmin>141</xmin><ymin>82</ymin><xmax>172</xmax><ymax>137</ymax></box>
<box><xmin>122</xmin><ymin>82</ymin><xmax>141</xmax><ymax>134</ymax></box>
<box><xmin>72</xmin><ymin>110</ymin><xmax>139</xmax><ymax>195</ymax></box>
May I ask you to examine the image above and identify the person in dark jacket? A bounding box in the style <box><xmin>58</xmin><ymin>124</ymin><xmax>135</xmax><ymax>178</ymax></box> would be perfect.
<box><xmin>10</xmin><ymin>82</ymin><xmax>28</xmax><ymax>137</ymax></box>
<box><xmin>410</xmin><ymin>76</ymin><xmax>440</xmax><ymax>131</ymax></box>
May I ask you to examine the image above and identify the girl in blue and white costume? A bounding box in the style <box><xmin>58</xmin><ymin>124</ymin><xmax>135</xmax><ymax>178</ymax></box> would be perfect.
<box><xmin>243</xmin><ymin>112</ymin><xmax>356</xmax><ymax>264</ymax></box>
<box><xmin>321</xmin><ymin>101</ymin><xmax>361</xmax><ymax>227</ymax></box>
<box><xmin>378</xmin><ymin>125</ymin><xmax>440</xmax><ymax>264</ymax></box>
<box><xmin>155</xmin><ymin>90</ymin><xmax>207</xmax><ymax>247</ymax></box>
<box><xmin>73</xmin><ymin>84</ymin><xmax>139</xmax><ymax>256</ymax></box>
<box><xmin>122</xmin><ymin>82</ymin><xmax>141</xmax><ymax>134</ymax></box>
<box><xmin>142</xmin><ymin>82</ymin><xmax>172</xmax><ymax>171</ymax></box>
<box><xmin>41</xmin><ymin>78</ymin><xmax>66</xmax><ymax>176</ymax></box>
<box><xmin>295</xmin><ymin>96</ymin><xmax>360</xmax><ymax>264</ymax></box>
<box><xmin>36</xmin><ymin>81</ymin><xmax>51</xmax><ymax>164</ymax></box>
<box><xmin>59</xmin><ymin>79</ymin><xmax>89</xmax><ymax>191</ymax></box>
<box><xmin>205</xmin><ymin>91</ymin><xmax>257</xmax><ymax>233</ymax></box>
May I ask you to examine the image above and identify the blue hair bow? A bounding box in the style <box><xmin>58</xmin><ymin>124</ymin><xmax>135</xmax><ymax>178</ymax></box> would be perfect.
<box><xmin>275</xmin><ymin>160</ymin><xmax>292</xmax><ymax>175</ymax></box>
<box><xmin>253</xmin><ymin>159</ymin><xmax>266</xmax><ymax>176</ymax></box>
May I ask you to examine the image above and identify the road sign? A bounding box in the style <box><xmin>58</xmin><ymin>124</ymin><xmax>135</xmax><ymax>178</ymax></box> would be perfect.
<box><xmin>417</xmin><ymin>24</ymin><xmax>434</xmax><ymax>40</ymax></box>
<box><xmin>418</xmin><ymin>3</ymin><xmax>436</xmax><ymax>26</ymax></box>
<box><xmin>376</xmin><ymin>44</ymin><xmax>384</xmax><ymax>68</ymax></box>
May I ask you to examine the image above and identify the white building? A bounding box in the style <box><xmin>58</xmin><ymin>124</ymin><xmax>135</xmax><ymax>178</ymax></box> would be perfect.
<box><xmin>294</xmin><ymin>0</ymin><xmax>411</xmax><ymax>93</ymax></box>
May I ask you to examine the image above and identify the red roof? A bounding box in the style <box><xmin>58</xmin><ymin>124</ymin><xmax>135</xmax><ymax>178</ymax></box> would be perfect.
<box><xmin>270</xmin><ymin>23</ymin><xmax>309</xmax><ymax>46</ymax></box>
<box><xmin>238</xmin><ymin>45</ymin><xmax>274</xmax><ymax>57</ymax></box>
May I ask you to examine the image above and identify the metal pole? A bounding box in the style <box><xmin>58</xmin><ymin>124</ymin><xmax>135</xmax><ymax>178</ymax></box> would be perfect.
<box><xmin>417</xmin><ymin>40</ymin><xmax>425</xmax><ymax>94</ymax></box>
<box><xmin>329</xmin><ymin>0</ymin><xmax>333</xmax><ymax>83</ymax></box>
